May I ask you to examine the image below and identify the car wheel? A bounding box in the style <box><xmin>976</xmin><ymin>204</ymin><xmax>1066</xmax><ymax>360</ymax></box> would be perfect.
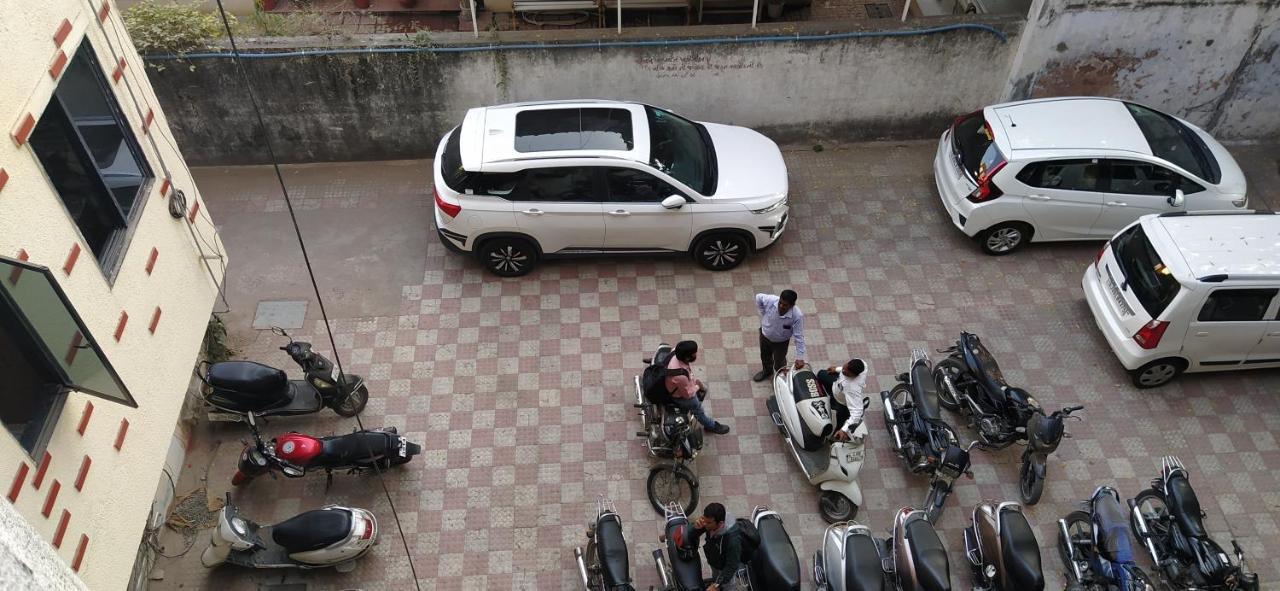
<box><xmin>978</xmin><ymin>222</ymin><xmax>1032</xmax><ymax>255</ymax></box>
<box><xmin>692</xmin><ymin>233</ymin><xmax>749</xmax><ymax>271</ymax></box>
<box><xmin>479</xmin><ymin>238</ymin><xmax>537</xmax><ymax>277</ymax></box>
<box><xmin>1129</xmin><ymin>358</ymin><xmax>1185</xmax><ymax>388</ymax></box>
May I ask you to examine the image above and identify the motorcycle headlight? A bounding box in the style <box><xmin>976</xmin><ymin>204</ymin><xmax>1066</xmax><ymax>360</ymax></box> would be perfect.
<box><xmin>751</xmin><ymin>197</ymin><xmax>787</xmax><ymax>214</ymax></box>
<box><xmin>231</xmin><ymin>517</ymin><xmax>248</xmax><ymax>536</ymax></box>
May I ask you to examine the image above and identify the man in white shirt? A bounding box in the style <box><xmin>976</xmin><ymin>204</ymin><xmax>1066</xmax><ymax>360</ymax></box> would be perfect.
<box><xmin>817</xmin><ymin>358</ymin><xmax>867</xmax><ymax>441</ymax></box>
<box><xmin>752</xmin><ymin>290</ymin><xmax>806</xmax><ymax>382</ymax></box>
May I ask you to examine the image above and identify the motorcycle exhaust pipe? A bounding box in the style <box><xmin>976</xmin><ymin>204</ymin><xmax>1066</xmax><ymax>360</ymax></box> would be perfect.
<box><xmin>1128</xmin><ymin>501</ymin><xmax>1162</xmax><ymax>564</ymax></box>
<box><xmin>652</xmin><ymin>549</ymin><xmax>674</xmax><ymax>591</ymax></box>
<box><xmin>1058</xmin><ymin>519</ymin><xmax>1083</xmax><ymax>582</ymax></box>
<box><xmin>574</xmin><ymin>547</ymin><xmax>591</xmax><ymax>590</ymax></box>
<box><xmin>881</xmin><ymin>392</ymin><xmax>904</xmax><ymax>451</ymax></box>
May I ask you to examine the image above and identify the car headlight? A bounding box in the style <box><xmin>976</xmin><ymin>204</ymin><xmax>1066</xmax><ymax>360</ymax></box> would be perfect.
<box><xmin>1231</xmin><ymin>196</ymin><xmax>1247</xmax><ymax>208</ymax></box>
<box><xmin>751</xmin><ymin>197</ymin><xmax>788</xmax><ymax>214</ymax></box>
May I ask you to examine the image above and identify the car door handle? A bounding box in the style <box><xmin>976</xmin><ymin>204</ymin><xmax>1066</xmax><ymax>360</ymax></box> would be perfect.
<box><xmin>1195</xmin><ymin>331</ymin><xmax>1209</xmax><ymax>337</ymax></box>
<box><xmin>607</xmin><ymin>210</ymin><xmax>630</xmax><ymax>216</ymax></box>
<box><xmin>1106</xmin><ymin>201</ymin><xmax>1128</xmax><ymax>207</ymax></box>
<box><xmin>520</xmin><ymin>209</ymin><xmax>543</xmax><ymax>216</ymax></box>
<box><xmin>1027</xmin><ymin>194</ymin><xmax>1051</xmax><ymax>201</ymax></box>
<box><xmin>1268</xmin><ymin>332</ymin><xmax>1280</xmax><ymax>337</ymax></box>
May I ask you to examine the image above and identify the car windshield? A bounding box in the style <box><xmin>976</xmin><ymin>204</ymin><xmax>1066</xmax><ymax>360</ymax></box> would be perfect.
<box><xmin>1111</xmin><ymin>224</ymin><xmax>1181</xmax><ymax>318</ymax></box>
<box><xmin>646</xmin><ymin>106</ymin><xmax>713</xmax><ymax>194</ymax></box>
<box><xmin>1125</xmin><ymin>103</ymin><xmax>1219</xmax><ymax>183</ymax></box>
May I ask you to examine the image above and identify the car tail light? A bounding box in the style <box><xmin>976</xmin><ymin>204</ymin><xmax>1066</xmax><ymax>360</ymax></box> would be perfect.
<box><xmin>1095</xmin><ymin>244</ymin><xmax>1108</xmax><ymax>268</ymax></box>
<box><xmin>1133</xmin><ymin>320</ymin><xmax>1170</xmax><ymax>350</ymax></box>
<box><xmin>434</xmin><ymin>187</ymin><xmax>461</xmax><ymax>218</ymax></box>
<box><xmin>966</xmin><ymin>160</ymin><xmax>1007</xmax><ymax>203</ymax></box>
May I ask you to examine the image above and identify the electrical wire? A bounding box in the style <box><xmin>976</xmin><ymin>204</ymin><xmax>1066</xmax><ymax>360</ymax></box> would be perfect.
<box><xmin>211</xmin><ymin>2</ymin><xmax>422</xmax><ymax>587</ymax></box>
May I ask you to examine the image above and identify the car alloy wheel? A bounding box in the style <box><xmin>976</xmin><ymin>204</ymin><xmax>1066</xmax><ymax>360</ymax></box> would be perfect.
<box><xmin>985</xmin><ymin>227</ymin><xmax>1022</xmax><ymax>253</ymax></box>
<box><xmin>480</xmin><ymin>238</ymin><xmax>537</xmax><ymax>277</ymax></box>
<box><xmin>1136</xmin><ymin>363</ymin><xmax>1177</xmax><ymax>387</ymax></box>
<box><xmin>694</xmin><ymin>234</ymin><xmax>748</xmax><ymax>271</ymax></box>
<box><xmin>490</xmin><ymin>246</ymin><xmax>526</xmax><ymax>273</ymax></box>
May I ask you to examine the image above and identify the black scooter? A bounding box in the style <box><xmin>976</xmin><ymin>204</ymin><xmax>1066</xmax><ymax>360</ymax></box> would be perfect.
<box><xmin>200</xmin><ymin>327</ymin><xmax>368</xmax><ymax>421</ymax></box>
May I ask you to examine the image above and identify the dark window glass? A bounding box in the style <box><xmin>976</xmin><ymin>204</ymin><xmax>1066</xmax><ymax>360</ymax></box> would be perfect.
<box><xmin>1125</xmin><ymin>103</ymin><xmax>1219</xmax><ymax>183</ymax></box>
<box><xmin>440</xmin><ymin>127</ymin><xmax>467</xmax><ymax>192</ymax></box>
<box><xmin>1107</xmin><ymin>161</ymin><xmax>1189</xmax><ymax>196</ymax></box>
<box><xmin>1020</xmin><ymin>159</ymin><xmax>1102</xmax><ymax>191</ymax></box>
<box><xmin>1197</xmin><ymin>289</ymin><xmax>1277</xmax><ymax>322</ymax></box>
<box><xmin>29</xmin><ymin>43</ymin><xmax>152</xmax><ymax>265</ymax></box>
<box><xmin>514</xmin><ymin>108</ymin><xmax>633</xmax><ymax>153</ymax></box>
<box><xmin>512</xmin><ymin>168</ymin><xmax>597</xmax><ymax>202</ymax></box>
<box><xmin>604</xmin><ymin>168</ymin><xmax>680</xmax><ymax>202</ymax></box>
<box><xmin>646</xmin><ymin>106</ymin><xmax>712</xmax><ymax>195</ymax></box>
<box><xmin>952</xmin><ymin>112</ymin><xmax>1005</xmax><ymax>181</ymax></box>
<box><xmin>0</xmin><ymin>301</ymin><xmax>64</xmax><ymax>454</ymax></box>
<box><xmin>470</xmin><ymin>173</ymin><xmax>521</xmax><ymax>198</ymax></box>
<box><xmin>1111</xmin><ymin>224</ymin><xmax>1181</xmax><ymax>318</ymax></box>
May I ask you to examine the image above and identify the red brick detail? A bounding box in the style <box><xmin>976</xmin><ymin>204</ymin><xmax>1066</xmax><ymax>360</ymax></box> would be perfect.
<box><xmin>143</xmin><ymin>109</ymin><xmax>155</xmax><ymax>134</ymax></box>
<box><xmin>53</xmin><ymin>510</ymin><xmax>71</xmax><ymax>548</ymax></box>
<box><xmin>0</xmin><ymin>168</ymin><xmax>8</xmax><ymax>193</ymax></box>
<box><xmin>74</xmin><ymin>456</ymin><xmax>91</xmax><ymax>491</ymax></box>
<box><xmin>13</xmin><ymin>113</ymin><xmax>36</xmax><ymax>146</ymax></box>
<box><xmin>111</xmin><ymin>58</ymin><xmax>125</xmax><ymax>84</ymax></box>
<box><xmin>113</xmin><ymin>419</ymin><xmax>129</xmax><ymax>450</ymax></box>
<box><xmin>49</xmin><ymin>50</ymin><xmax>69</xmax><ymax>79</ymax></box>
<box><xmin>32</xmin><ymin>452</ymin><xmax>51</xmax><ymax>490</ymax></box>
<box><xmin>7</xmin><ymin>463</ymin><xmax>29</xmax><ymax>503</ymax></box>
<box><xmin>97</xmin><ymin>0</ymin><xmax>110</xmax><ymax>22</ymax></box>
<box><xmin>148</xmin><ymin>307</ymin><xmax>162</xmax><ymax>334</ymax></box>
<box><xmin>63</xmin><ymin>243</ymin><xmax>81</xmax><ymax>275</ymax></box>
<box><xmin>159</xmin><ymin>177</ymin><xmax>171</xmax><ymax>197</ymax></box>
<box><xmin>145</xmin><ymin>247</ymin><xmax>158</xmax><ymax>274</ymax></box>
<box><xmin>65</xmin><ymin>331</ymin><xmax>84</xmax><ymax>366</ymax></box>
<box><xmin>54</xmin><ymin>19</ymin><xmax>73</xmax><ymax>46</ymax></box>
<box><xmin>7</xmin><ymin>249</ymin><xmax>27</xmax><ymax>285</ymax></box>
<box><xmin>188</xmin><ymin>201</ymin><xmax>200</xmax><ymax>223</ymax></box>
<box><xmin>72</xmin><ymin>534</ymin><xmax>88</xmax><ymax>571</ymax></box>
<box><xmin>77</xmin><ymin>401</ymin><xmax>93</xmax><ymax>435</ymax></box>
<box><xmin>113</xmin><ymin>311</ymin><xmax>128</xmax><ymax>341</ymax></box>
<box><xmin>41</xmin><ymin>480</ymin><xmax>60</xmax><ymax>517</ymax></box>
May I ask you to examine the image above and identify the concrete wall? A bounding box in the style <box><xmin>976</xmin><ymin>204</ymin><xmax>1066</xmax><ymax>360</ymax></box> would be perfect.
<box><xmin>0</xmin><ymin>1</ymin><xmax>226</xmax><ymax>588</ymax></box>
<box><xmin>1005</xmin><ymin>0</ymin><xmax>1280</xmax><ymax>139</ymax></box>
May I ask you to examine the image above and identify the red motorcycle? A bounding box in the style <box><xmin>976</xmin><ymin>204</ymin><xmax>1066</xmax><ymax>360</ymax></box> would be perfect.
<box><xmin>232</xmin><ymin>413</ymin><xmax>422</xmax><ymax>486</ymax></box>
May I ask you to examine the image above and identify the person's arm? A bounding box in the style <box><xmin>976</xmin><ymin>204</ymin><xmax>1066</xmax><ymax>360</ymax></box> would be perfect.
<box><xmin>792</xmin><ymin>313</ymin><xmax>806</xmax><ymax>361</ymax></box>
<box><xmin>840</xmin><ymin>374</ymin><xmax>866</xmax><ymax>433</ymax></box>
<box><xmin>714</xmin><ymin>534</ymin><xmax>742</xmax><ymax>586</ymax></box>
<box><xmin>755</xmin><ymin>293</ymin><xmax>768</xmax><ymax>317</ymax></box>
<box><xmin>670</xmin><ymin>372</ymin><xmax>698</xmax><ymax>398</ymax></box>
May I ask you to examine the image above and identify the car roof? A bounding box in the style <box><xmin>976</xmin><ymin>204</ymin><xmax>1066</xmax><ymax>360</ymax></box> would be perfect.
<box><xmin>458</xmin><ymin>100</ymin><xmax>651</xmax><ymax>172</ymax></box>
<box><xmin>1148</xmin><ymin>213</ymin><xmax>1280</xmax><ymax>281</ymax></box>
<box><xmin>988</xmin><ymin>97</ymin><xmax>1152</xmax><ymax>157</ymax></box>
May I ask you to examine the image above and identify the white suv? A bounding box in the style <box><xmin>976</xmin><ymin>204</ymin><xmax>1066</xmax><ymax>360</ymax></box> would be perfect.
<box><xmin>934</xmin><ymin>97</ymin><xmax>1248</xmax><ymax>255</ymax></box>
<box><xmin>1083</xmin><ymin>211</ymin><xmax>1280</xmax><ymax>388</ymax></box>
<box><xmin>432</xmin><ymin>100</ymin><xmax>790</xmax><ymax>276</ymax></box>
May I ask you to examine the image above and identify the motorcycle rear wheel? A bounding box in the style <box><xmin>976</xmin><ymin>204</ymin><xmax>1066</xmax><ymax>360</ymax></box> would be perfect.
<box><xmin>1057</xmin><ymin>510</ymin><xmax>1092</xmax><ymax>581</ymax></box>
<box><xmin>647</xmin><ymin>463</ymin><xmax>699</xmax><ymax>515</ymax></box>
<box><xmin>332</xmin><ymin>384</ymin><xmax>370</xmax><ymax>417</ymax></box>
<box><xmin>931</xmin><ymin>358</ymin><xmax>965</xmax><ymax>412</ymax></box>
<box><xmin>819</xmin><ymin>491</ymin><xmax>857</xmax><ymax>524</ymax></box>
<box><xmin>1018</xmin><ymin>456</ymin><xmax>1046</xmax><ymax>505</ymax></box>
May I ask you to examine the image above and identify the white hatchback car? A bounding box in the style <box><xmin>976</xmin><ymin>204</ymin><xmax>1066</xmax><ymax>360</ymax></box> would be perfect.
<box><xmin>1083</xmin><ymin>211</ymin><xmax>1280</xmax><ymax>388</ymax></box>
<box><xmin>933</xmin><ymin>97</ymin><xmax>1248</xmax><ymax>255</ymax></box>
<box><xmin>432</xmin><ymin>100</ymin><xmax>790</xmax><ymax>276</ymax></box>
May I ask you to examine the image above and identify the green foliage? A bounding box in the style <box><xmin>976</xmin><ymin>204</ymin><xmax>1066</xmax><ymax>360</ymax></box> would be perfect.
<box><xmin>240</xmin><ymin>7</ymin><xmax>342</xmax><ymax>38</ymax></box>
<box><xmin>202</xmin><ymin>315</ymin><xmax>235</xmax><ymax>362</ymax></box>
<box><xmin>123</xmin><ymin>0</ymin><xmax>232</xmax><ymax>56</ymax></box>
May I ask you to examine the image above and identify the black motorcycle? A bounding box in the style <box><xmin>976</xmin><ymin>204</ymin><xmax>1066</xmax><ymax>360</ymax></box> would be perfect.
<box><xmin>1129</xmin><ymin>456</ymin><xmax>1259</xmax><ymax>590</ymax></box>
<box><xmin>882</xmin><ymin>348</ymin><xmax>976</xmax><ymax>523</ymax></box>
<box><xmin>201</xmin><ymin>327</ymin><xmax>368</xmax><ymax>421</ymax></box>
<box><xmin>636</xmin><ymin>344</ymin><xmax>705</xmax><ymax>514</ymax></box>
<box><xmin>932</xmin><ymin>331</ymin><xmax>1082</xmax><ymax>504</ymax></box>
<box><xmin>652</xmin><ymin>503</ymin><xmax>801</xmax><ymax>591</ymax></box>
<box><xmin>575</xmin><ymin>495</ymin><xmax>635</xmax><ymax>591</ymax></box>
<box><xmin>231</xmin><ymin>412</ymin><xmax>422</xmax><ymax>486</ymax></box>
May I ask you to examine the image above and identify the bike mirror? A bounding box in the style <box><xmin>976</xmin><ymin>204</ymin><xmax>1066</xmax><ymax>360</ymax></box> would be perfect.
<box><xmin>271</xmin><ymin>326</ymin><xmax>288</xmax><ymax>337</ymax></box>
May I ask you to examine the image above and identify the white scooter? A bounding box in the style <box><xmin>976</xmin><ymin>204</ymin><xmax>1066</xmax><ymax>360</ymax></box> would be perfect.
<box><xmin>200</xmin><ymin>493</ymin><xmax>378</xmax><ymax>571</ymax></box>
<box><xmin>767</xmin><ymin>363</ymin><xmax>870</xmax><ymax>523</ymax></box>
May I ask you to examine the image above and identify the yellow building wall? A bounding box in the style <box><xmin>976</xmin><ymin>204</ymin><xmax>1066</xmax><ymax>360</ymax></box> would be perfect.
<box><xmin>0</xmin><ymin>1</ymin><xmax>227</xmax><ymax>588</ymax></box>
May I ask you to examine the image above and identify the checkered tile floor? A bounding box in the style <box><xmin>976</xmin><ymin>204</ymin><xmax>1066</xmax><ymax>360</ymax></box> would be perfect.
<box><xmin>155</xmin><ymin>142</ymin><xmax>1280</xmax><ymax>590</ymax></box>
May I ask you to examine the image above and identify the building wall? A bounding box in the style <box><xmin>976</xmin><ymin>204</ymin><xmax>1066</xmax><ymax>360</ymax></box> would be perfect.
<box><xmin>0</xmin><ymin>1</ymin><xmax>226</xmax><ymax>589</ymax></box>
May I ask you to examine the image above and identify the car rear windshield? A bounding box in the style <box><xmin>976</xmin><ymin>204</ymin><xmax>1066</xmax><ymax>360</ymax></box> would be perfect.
<box><xmin>514</xmin><ymin>108</ymin><xmax>633</xmax><ymax>153</ymax></box>
<box><xmin>1125</xmin><ymin>103</ymin><xmax>1219</xmax><ymax>183</ymax></box>
<box><xmin>952</xmin><ymin>111</ymin><xmax>1005</xmax><ymax>182</ymax></box>
<box><xmin>440</xmin><ymin>126</ymin><xmax>467</xmax><ymax>192</ymax></box>
<box><xmin>1111</xmin><ymin>224</ymin><xmax>1181</xmax><ymax>318</ymax></box>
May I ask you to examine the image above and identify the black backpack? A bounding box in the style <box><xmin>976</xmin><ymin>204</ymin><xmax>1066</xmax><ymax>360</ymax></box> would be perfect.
<box><xmin>641</xmin><ymin>347</ymin><xmax>686</xmax><ymax>405</ymax></box>
<box><xmin>735</xmin><ymin>518</ymin><xmax>760</xmax><ymax>562</ymax></box>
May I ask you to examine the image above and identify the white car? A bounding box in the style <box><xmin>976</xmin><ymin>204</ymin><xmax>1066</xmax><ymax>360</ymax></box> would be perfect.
<box><xmin>1083</xmin><ymin>211</ymin><xmax>1280</xmax><ymax>388</ymax></box>
<box><xmin>933</xmin><ymin>97</ymin><xmax>1248</xmax><ymax>255</ymax></box>
<box><xmin>432</xmin><ymin>100</ymin><xmax>790</xmax><ymax>276</ymax></box>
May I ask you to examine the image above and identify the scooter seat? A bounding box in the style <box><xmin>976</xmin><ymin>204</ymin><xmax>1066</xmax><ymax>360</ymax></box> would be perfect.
<box><xmin>272</xmin><ymin>508</ymin><xmax>352</xmax><ymax>553</ymax></box>
<box><xmin>1167</xmin><ymin>474</ymin><xmax>1207</xmax><ymax>539</ymax></box>
<box><xmin>317</xmin><ymin>432</ymin><xmax>394</xmax><ymax>467</ymax></box>
<box><xmin>999</xmin><ymin>508</ymin><xmax>1044</xmax><ymax>591</ymax></box>
<box><xmin>906</xmin><ymin>518</ymin><xmax>951</xmax><ymax>591</ymax></box>
<box><xmin>595</xmin><ymin>513</ymin><xmax>631</xmax><ymax>588</ymax></box>
<box><xmin>208</xmin><ymin>361</ymin><xmax>288</xmax><ymax>395</ymax></box>
<box><xmin>751</xmin><ymin>515</ymin><xmax>801</xmax><ymax>590</ymax></box>
<box><xmin>844</xmin><ymin>534</ymin><xmax>885</xmax><ymax>591</ymax></box>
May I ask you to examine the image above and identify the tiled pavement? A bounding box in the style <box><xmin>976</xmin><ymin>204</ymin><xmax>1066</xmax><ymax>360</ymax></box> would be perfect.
<box><xmin>154</xmin><ymin>140</ymin><xmax>1280</xmax><ymax>590</ymax></box>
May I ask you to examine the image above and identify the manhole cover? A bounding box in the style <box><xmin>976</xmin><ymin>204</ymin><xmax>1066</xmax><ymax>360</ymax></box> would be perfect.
<box><xmin>253</xmin><ymin>300</ymin><xmax>308</xmax><ymax>330</ymax></box>
<box><xmin>866</xmin><ymin>3</ymin><xmax>892</xmax><ymax>17</ymax></box>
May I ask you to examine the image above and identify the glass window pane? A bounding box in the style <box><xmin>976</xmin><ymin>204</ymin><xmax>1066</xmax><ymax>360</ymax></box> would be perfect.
<box><xmin>0</xmin><ymin>303</ymin><xmax>64</xmax><ymax>453</ymax></box>
<box><xmin>514</xmin><ymin>108</ymin><xmax>633</xmax><ymax>153</ymax></box>
<box><xmin>1108</xmin><ymin>161</ymin><xmax>1180</xmax><ymax>196</ymax></box>
<box><xmin>1197</xmin><ymin>289</ymin><xmax>1278</xmax><ymax>322</ymax></box>
<box><xmin>605</xmin><ymin>168</ymin><xmax>677</xmax><ymax>202</ymax></box>
<box><xmin>1035</xmin><ymin>160</ymin><xmax>1101</xmax><ymax>191</ymax></box>
<box><xmin>512</xmin><ymin>168</ymin><xmax>597</xmax><ymax>202</ymax></box>
<box><xmin>29</xmin><ymin>104</ymin><xmax>123</xmax><ymax>258</ymax></box>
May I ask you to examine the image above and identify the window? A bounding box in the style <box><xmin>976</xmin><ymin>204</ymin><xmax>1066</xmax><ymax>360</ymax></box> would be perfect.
<box><xmin>1107</xmin><ymin>161</ymin><xmax>1202</xmax><ymax>196</ymax></box>
<box><xmin>1197</xmin><ymin>289</ymin><xmax>1277</xmax><ymax>322</ymax></box>
<box><xmin>1111</xmin><ymin>224</ymin><xmax>1181</xmax><ymax>318</ymax></box>
<box><xmin>511</xmin><ymin>167</ymin><xmax>598</xmax><ymax>202</ymax></box>
<box><xmin>29</xmin><ymin>43</ymin><xmax>152</xmax><ymax>268</ymax></box>
<box><xmin>604</xmin><ymin>168</ymin><xmax>681</xmax><ymax>202</ymax></box>
<box><xmin>646</xmin><ymin>106</ymin><xmax>715</xmax><ymax>195</ymax></box>
<box><xmin>0</xmin><ymin>256</ymin><xmax>136</xmax><ymax>455</ymax></box>
<box><xmin>1017</xmin><ymin>160</ymin><xmax>1102</xmax><ymax>192</ymax></box>
<box><xmin>440</xmin><ymin>127</ymin><xmax>467</xmax><ymax>192</ymax></box>
<box><xmin>952</xmin><ymin>111</ymin><xmax>1005</xmax><ymax>181</ymax></box>
<box><xmin>514</xmin><ymin>108</ymin><xmax>633</xmax><ymax>153</ymax></box>
<box><xmin>1125</xmin><ymin>103</ymin><xmax>1219</xmax><ymax>183</ymax></box>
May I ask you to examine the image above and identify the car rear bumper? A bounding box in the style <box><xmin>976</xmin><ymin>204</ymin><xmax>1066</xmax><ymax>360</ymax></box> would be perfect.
<box><xmin>1082</xmin><ymin>264</ymin><xmax>1148</xmax><ymax>370</ymax></box>
<box><xmin>933</xmin><ymin>132</ymin><xmax>980</xmax><ymax>237</ymax></box>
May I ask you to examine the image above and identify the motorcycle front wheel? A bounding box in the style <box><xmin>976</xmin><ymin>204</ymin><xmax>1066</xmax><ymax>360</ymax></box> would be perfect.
<box><xmin>923</xmin><ymin>480</ymin><xmax>949</xmax><ymax>523</ymax></box>
<box><xmin>931</xmin><ymin>358</ymin><xmax>965</xmax><ymax>412</ymax></box>
<box><xmin>647</xmin><ymin>463</ymin><xmax>699</xmax><ymax>515</ymax></box>
<box><xmin>1019</xmin><ymin>455</ymin><xmax>1046</xmax><ymax>505</ymax></box>
<box><xmin>332</xmin><ymin>384</ymin><xmax>370</xmax><ymax>417</ymax></box>
<box><xmin>819</xmin><ymin>491</ymin><xmax>857</xmax><ymax>524</ymax></box>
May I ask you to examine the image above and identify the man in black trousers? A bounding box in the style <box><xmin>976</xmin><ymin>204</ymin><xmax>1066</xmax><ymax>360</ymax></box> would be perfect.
<box><xmin>752</xmin><ymin>290</ymin><xmax>806</xmax><ymax>382</ymax></box>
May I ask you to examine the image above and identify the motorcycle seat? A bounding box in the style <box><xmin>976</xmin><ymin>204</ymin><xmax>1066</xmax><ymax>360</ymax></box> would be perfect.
<box><xmin>666</xmin><ymin>522</ymin><xmax>704</xmax><ymax>591</ymax></box>
<box><xmin>751</xmin><ymin>515</ymin><xmax>801</xmax><ymax>590</ymax></box>
<box><xmin>1166</xmin><ymin>474</ymin><xmax>1207</xmax><ymax>539</ymax></box>
<box><xmin>1093</xmin><ymin>494</ymin><xmax>1137</xmax><ymax>564</ymax></box>
<box><xmin>999</xmin><ymin>508</ymin><xmax>1044</xmax><ymax>591</ymax></box>
<box><xmin>317</xmin><ymin>432</ymin><xmax>394</xmax><ymax>466</ymax></box>
<box><xmin>208</xmin><ymin>361</ymin><xmax>288</xmax><ymax>395</ymax></box>
<box><xmin>910</xmin><ymin>366</ymin><xmax>942</xmax><ymax>422</ymax></box>
<box><xmin>595</xmin><ymin>513</ymin><xmax>631</xmax><ymax>587</ymax></box>
<box><xmin>844</xmin><ymin>534</ymin><xmax>885</xmax><ymax>591</ymax></box>
<box><xmin>272</xmin><ymin>508</ymin><xmax>352</xmax><ymax>553</ymax></box>
<box><xmin>905</xmin><ymin>518</ymin><xmax>951</xmax><ymax>591</ymax></box>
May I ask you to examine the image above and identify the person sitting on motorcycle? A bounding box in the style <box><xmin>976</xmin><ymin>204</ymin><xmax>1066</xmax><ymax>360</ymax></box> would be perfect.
<box><xmin>817</xmin><ymin>358</ymin><xmax>867</xmax><ymax>442</ymax></box>
<box><xmin>666</xmin><ymin>340</ymin><xmax>731</xmax><ymax>435</ymax></box>
<box><xmin>693</xmin><ymin>503</ymin><xmax>755</xmax><ymax>591</ymax></box>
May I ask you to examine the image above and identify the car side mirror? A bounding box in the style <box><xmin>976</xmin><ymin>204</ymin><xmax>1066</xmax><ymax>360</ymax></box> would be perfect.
<box><xmin>661</xmin><ymin>195</ymin><xmax>685</xmax><ymax>210</ymax></box>
<box><xmin>1168</xmin><ymin>188</ymin><xmax>1185</xmax><ymax>208</ymax></box>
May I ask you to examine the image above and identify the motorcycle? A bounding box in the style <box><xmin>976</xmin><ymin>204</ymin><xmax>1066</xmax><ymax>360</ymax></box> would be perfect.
<box><xmin>932</xmin><ymin>331</ymin><xmax>1083</xmax><ymax>504</ymax></box>
<box><xmin>813</xmin><ymin>520</ymin><xmax>888</xmax><ymax>591</ymax></box>
<box><xmin>231</xmin><ymin>412</ymin><xmax>422</xmax><ymax>486</ymax></box>
<box><xmin>882</xmin><ymin>348</ymin><xmax>976</xmax><ymax>523</ymax></box>
<box><xmin>200</xmin><ymin>327</ymin><xmax>368</xmax><ymax>421</ymax></box>
<box><xmin>636</xmin><ymin>343</ymin><xmax>704</xmax><ymax>514</ymax></box>
<box><xmin>889</xmin><ymin>507</ymin><xmax>953</xmax><ymax>591</ymax></box>
<box><xmin>767</xmin><ymin>363</ymin><xmax>870</xmax><ymax>523</ymax></box>
<box><xmin>962</xmin><ymin>501</ymin><xmax>1044</xmax><ymax>591</ymax></box>
<box><xmin>652</xmin><ymin>503</ymin><xmax>801</xmax><ymax>591</ymax></box>
<box><xmin>1058</xmin><ymin>486</ymin><xmax>1155</xmax><ymax>591</ymax></box>
<box><xmin>200</xmin><ymin>493</ymin><xmax>376</xmax><ymax>571</ymax></box>
<box><xmin>574</xmin><ymin>495</ymin><xmax>635</xmax><ymax>591</ymax></box>
<box><xmin>744</xmin><ymin>506</ymin><xmax>802</xmax><ymax>591</ymax></box>
<box><xmin>1129</xmin><ymin>456</ymin><xmax>1259</xmax><ymax>590</ymax></box>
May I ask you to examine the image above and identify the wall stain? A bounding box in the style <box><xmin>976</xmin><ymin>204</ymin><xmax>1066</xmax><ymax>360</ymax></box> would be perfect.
<box><xmin>1030</xmin><ymin>49</ymin><xmax>1157</xmax><ymax>98</ymax></box>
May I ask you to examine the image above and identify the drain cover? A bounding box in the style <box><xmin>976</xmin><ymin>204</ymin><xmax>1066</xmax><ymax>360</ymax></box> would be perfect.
<box><xmin>253</xmin><ymin>300</ymin><xmax>308</xmax><ymax>330</ymax></box>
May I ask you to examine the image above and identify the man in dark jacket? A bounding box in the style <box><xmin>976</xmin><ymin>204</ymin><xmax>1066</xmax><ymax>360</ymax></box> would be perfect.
<box><xmin>693</xmin><ymin>503</ymin><xmax>753</xmax><ymax>590</ymax></box>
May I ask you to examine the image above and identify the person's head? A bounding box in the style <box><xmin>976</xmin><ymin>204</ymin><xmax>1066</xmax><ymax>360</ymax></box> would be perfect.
<box><xmin>674</xmin><ymin>340</ymin><xmax>699</xmax><ymax>363</ymax></box>
<box><xmin>843</xmin><ymin>358</ymin><xmax>866</xmax><ymax>378</ymax></box>
<box><xmin>778</xmin><ymin>290</ymin><xmax>798</xmax><ymax>315</ymax></box>
<box><xmin>702</xmin><ymin>502</ymin><xmax>727</xmax><ymax>532</ymax></box>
